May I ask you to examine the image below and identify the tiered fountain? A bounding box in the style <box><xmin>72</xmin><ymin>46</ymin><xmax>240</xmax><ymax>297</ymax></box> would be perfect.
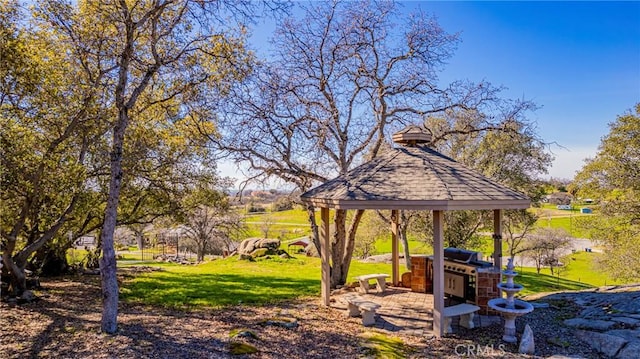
<box><xmin>487</xmin><ymin>258</ymin><xmax>534</xmax><ymax>343</ymax></box>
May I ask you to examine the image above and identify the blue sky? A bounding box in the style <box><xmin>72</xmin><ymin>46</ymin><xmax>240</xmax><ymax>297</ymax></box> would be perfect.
<box><xmin>413</xmin><ymin>1</ymin><xmax>640</xmax><ymax>180</ymax></box>
<box><xmin>227</xmin><ymin>1</ymin><xmax>640</xmax><ymax>184</ymax></box>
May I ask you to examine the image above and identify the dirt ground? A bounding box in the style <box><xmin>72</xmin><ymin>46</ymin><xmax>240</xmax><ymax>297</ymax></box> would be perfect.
<box><xmin>0</xmin><ymin>274</ymin><xmax>604</xmax><ymax>358</ymax></box>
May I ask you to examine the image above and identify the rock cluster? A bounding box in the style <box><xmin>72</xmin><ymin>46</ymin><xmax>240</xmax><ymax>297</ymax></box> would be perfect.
<box><xmin>543</xmin><ymin>285</ymin><xmax>640</xmax><ymax>359</ymax></box>
<box><xmin>237</xmin><ymin>238</ymin><xmax>290</xmax><ymax>260</ymax></box>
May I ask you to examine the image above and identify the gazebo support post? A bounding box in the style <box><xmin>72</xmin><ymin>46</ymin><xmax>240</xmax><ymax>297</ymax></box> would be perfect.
<box><xmin>320</xmin><ymin>207</ymin><xmax>331</xmax><ymax>306</ymax></box>
<box><xmin>493</xmin><ymin>209</ymin><xmax>503</xmax><ymax>270</ymax></box>
<box><xmin>391</xmin><ymin>210</ymin><xmax>400</xmax><ymax>286</ymax></box>
<box><xmin>432</xmin><ymin>210</ymin><xmax>445</xmax><ymax>337</ymax></box>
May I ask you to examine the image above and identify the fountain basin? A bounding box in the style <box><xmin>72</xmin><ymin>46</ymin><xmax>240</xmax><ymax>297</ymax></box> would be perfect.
<box><xmin>488</xmin><ymin>298</ymin><xmax>534</xmax><ymax>314</ymax></box>
<box><xmin>488</xmin><ymin>298</ymin><xmax>534</xmax><ymax>343</ymax></box>
<box><xmin>496</xmin><ymin>282</ymin><xmax>523</xmax><ymax>291</ymax></box>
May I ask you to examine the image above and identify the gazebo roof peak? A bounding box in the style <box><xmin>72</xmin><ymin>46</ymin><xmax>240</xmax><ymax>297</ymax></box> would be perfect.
<box><xmin>392</xmin><ymin>125</ymin><xmax>432</xmax><ymax>147</ymax></box>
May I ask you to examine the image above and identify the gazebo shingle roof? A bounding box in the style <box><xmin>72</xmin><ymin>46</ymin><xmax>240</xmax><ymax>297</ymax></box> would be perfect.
<box><xmin>301</xmin><ymin>145</ymin><xmax>530</xmax><ymax>210</ymax></box>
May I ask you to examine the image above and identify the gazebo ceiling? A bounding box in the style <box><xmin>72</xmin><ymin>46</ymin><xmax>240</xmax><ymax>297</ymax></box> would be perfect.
<box><xmin>300</xmin><ymin>126</ymin><xmax>530</xmax><ymax>211</ymax></box>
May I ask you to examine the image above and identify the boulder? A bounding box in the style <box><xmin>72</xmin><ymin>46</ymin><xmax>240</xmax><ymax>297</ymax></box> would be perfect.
<box><xmin>238</xmin><ymin>254</ymin><xmax>255</xmax><ymax>261</ymax></box>
<box><xmin>250</xmin><ymin>248</ymin><xmax>270</xmax><ymax>258</ymax></box>
<box><xmin>238</xmin><ymin>238</ymin><xmax>281</xmax><ymax>255</ymax></box>
<box><xmin>257</xmin><ymin>238</ymin><xmax>280</xmax><ymax>250</ymax></box>
<box><xmin>519</xmin><ymin>324</ymin><xmax>535</xmax><ymax>354</ymax></box>
<box><xmin>564</xmin><ymin>318</ymin><xmax>617</xmax><ymax>331</ymax></box>
<box><xmin>229</xmin><ymin>342</ymin><xmax>258</xmax><ymax>355</ymax></box>
<box><xmin>617</xmin><ymin>340</ymin><xmax>640</xmax><ymax>359</ymax></box>
<box><xmin>238</xmin><ymin>238</ymin><xmax>261</xmax><ymax>254</ymax></box>
<box><xmin>575</xmin><ymin>330</ymin><xmax>628</xmax><ymax>358</ymax></box>
<box><xmin>20</xmin><ymin>290</ymin><xmax>37</xmax><ymax>303</ymax></box>
<box><xmin>263</xmin><ymin>317</ymin><xmax>298</xmax><ymax>329</ymax></box>
<box><xmin>611</xmin><ymin>316</ymin><xmax>640</xmax><ymax>327</ymax></box>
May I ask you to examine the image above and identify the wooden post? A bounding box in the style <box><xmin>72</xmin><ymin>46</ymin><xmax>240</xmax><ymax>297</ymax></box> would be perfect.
<box><xmin>391</xmin><ymin>209</ymin><xmax>399</xmax><ymax>286</ymax></box>
<box><xmin>493</xmin><ymin>209</ymin><xmax>503</xmax><ymax>270</ymax></box>
<box><xmin>320</xmin><ymin>207</ymin><xmax>331</xmax><ymax>306</ymax></box>
<box><xmin>432</xmin><ymin>210</ymin><xmax>445</xmax><ymax>337</ymax></box>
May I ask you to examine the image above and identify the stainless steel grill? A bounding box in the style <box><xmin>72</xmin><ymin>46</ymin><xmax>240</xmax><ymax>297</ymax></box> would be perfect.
<box><xmin>442</xmin><ymin>247</ymin><xmax>492</xmax><ymax>302</ymax></box>
<box><xmin>411</xmin><ymin>247</ymin><xmax>492</xmax><ymax>303</ymax></box>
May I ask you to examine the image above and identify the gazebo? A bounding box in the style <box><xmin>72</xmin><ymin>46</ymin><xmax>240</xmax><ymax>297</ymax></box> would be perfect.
<box><xmin>300</xmin><ymin>125</ymin><xmax>530</xmax><ymax>337</ymax></box>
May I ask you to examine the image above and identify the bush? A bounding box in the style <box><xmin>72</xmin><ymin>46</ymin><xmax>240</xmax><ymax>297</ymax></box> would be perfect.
<box><xmin>115</xmin><ymin>243</ymin><xmax>129</xmax><ymax>251</ymax></box>
<box><xmin>271</xmin><ymin>197</ymin><xmax>294</xmax><ymax>212</ymax></box>
<box><xmin>246</xmin><ymin>202</ymin><xmax>265</xmax><ymax>213</ymax></box>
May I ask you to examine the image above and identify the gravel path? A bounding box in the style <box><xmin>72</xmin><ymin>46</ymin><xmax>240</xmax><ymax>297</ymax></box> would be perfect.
<box><xmin>0</xmin><ymin>274</ymin><xmax>611</xmax><ymax>358</ymax></box>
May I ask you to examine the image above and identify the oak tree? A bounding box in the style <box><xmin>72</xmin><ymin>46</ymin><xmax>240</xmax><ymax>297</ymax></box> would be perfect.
<box><xmin>214</xmin><ymin>0</ymin><xmax>549</xmax><ymax>287</ymax></box>
<box><xmin>573</xmin><ymin>104</ymin><xmax>640</xmax><ymax>280</ymax></box>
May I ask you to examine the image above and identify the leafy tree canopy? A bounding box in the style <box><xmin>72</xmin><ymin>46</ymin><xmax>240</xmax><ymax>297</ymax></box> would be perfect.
<box><xmin>573</xmin><ymin>103</ymin><xmax>640</xmax><ymax>280</ymax></box>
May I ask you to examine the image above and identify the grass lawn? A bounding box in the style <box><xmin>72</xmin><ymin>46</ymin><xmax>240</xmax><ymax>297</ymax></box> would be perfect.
<box><xmin>244</xmin><ymin>208</ymin><xmax>333</xmax><ymax>225</ymax></box>
<box><xmin>243</xmin><ymin>223</ymin><xmax>311</xmax><ymax>241</ymax></box>
<box><xmin>374</xmin><ymin>238</ymin><xmax>432</xmax><ymax>255</ymax></box>
<box><xmin>118</xmin><ymin>249</ymin><xmax>631</xmax><ymax>310</ymax></box>
<box><xmin>516</xmin><ymin>251</ymin><xmax>623</xmax><ymax>294</ymax></box>
<box><xmin>534</xmin><ymin>215</ymin><xmax>592</xmax><ymax>238</ymax></box>
<box><xmin>374</xmin><ymin>236</ymin><xmax>501</xmax><ymax>260</ymax></box>
<box><xmin>114</xmin><ymin>207</ymin><xmax>621</xmax><ymax>309</ymax></box>
<box><xmin>119</xmin><ymin>255</ymin><xmax>391</xmax><ymax>309</ymax></box>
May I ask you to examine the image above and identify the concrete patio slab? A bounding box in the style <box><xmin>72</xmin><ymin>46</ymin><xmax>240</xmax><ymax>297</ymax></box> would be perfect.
<box><xmin>334</xmin><ymin>287</ymin><xmax>501</xmax><ymax>336</ymax></box>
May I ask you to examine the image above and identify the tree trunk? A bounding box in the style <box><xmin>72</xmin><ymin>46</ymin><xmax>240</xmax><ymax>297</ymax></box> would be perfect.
<box><xmin>328</xmin><ymin>209</ymin><xmax>365</xmax><ymax>288</ymax></box>
<box><xmin>197</xmin><ymin>243</ymin><xmax>205</xmax><ymax>262</ymax></box>
<box><xmin>330</xmin><ymin>210</ymin><xmax>347</xmax><ymax>288</ymax></box>
<box><xmin>399</xmin><ymin>211</ymin><xmax>411</xmax><ymax>270</ymax></box>
<box><xmin>136</xmin><ymin>233</ymin><xmax>143</xmax><ymax>250</ymax></box>
<box><xmin>2</xmin><ymin>253</ymin><xmax>26</xmax><ymax>296</ymax></box>
<box><xmin>339</xmin><ymin>209</ymin><xmax>365</xmax><ymax>285</ymax></box>
<box><xmin>306</xmin><ymin>204</ymin><xmax>320</xmax><ymax>255</ymax></box>
<box><xmin>100</xmin><ymin>106</ymin><xmax>129</xmax><ymax>334</ymax></box>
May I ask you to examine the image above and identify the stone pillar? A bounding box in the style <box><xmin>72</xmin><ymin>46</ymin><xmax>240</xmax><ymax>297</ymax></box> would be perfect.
<box><xmin>410</xmin><ymin>255</ymin><xmax>429</xmax><ymax>293</ymax></box>
<box><xmin>476</xmin><ymin>267</ymin><xmax>502</xmax><ymax>316</ymax></box>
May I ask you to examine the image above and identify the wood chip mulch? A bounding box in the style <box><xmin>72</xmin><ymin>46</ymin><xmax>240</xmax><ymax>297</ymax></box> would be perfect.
<box><xmin>1</xmin><ymin>274</ymin><xmax>604</xmax><ymax>358</ymax></box>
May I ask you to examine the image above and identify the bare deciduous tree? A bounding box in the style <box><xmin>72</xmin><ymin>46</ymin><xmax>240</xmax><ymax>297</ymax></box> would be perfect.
<box><xmin>214</xmin><ymin>0</ymin><xmax>546</xmax><ymax>288</ymax></box>
<box><xmin>503</xmin><ymin>209</ymin><xmax>539</xmax><ymax>259</ymax></box>
<box><xmin>259</xmin><ymin>214</ymin><xmax>275</xmax><ymax>238</ymax></box>
<box><xmin>182</xmin><ymin>206</ymin><xmax>244</xmax><ymax>262</ymax></box>
<box><xmin>524</xmin><ymin>227</ymin><xmax>572</xmax><ymax>274</ymax></box>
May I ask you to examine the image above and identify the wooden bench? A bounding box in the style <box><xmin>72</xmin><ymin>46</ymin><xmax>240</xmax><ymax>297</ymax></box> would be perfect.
<box><xmin>443</xmin><ymin>303</ymin><xmax>480</xmax><ymax>334</ymax></box>
<box><xmin>355</xmin><ymin>273</ymin><xmax>390</xmax><ymax>294</ymax></box>
<box><xmin>343</xmin><ymin>294</ymin><xmax>381</xmax><ymax>326</ymax></box>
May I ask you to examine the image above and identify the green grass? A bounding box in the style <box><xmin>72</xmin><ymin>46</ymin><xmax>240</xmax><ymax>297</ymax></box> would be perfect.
<box><xmin>120</xmin><ymin>248</ymin><xmax>168</xmax><ymax>260</ymax></box>
<box><xmin>116</xmin><ymin>206</ymin><xmax>619</xmax><ymax>310</ymax></box>
<box><xmin>373</xmin><ymin>235</ymin><xmax>500</xmax><ymax>260</ymax></box>
<box><xmin>515</xmin><ymin>270</ymin><xmax>593</xmax><ymax>296</ymax></box>
<box><xmin>534</xmin><ymin>215</ymin><xmax>592</xmax><ymax>238</ymax></box>
<box><xmin>361</xmin><ymin>333</ymin><xmax>414</xmax><ymax>359</ymax></box>
<box><xmin>243</xmin><ymin>208</ymin><xmax>336</xmax><ymax>240</ymax></box>
<box><xmin>244</xmin><ymin>208</ymin><xmax>334</xmax><ymax>225</ymax></box>
<box><xmin>67</xmin><ymin>248</ymin><xmax>91</xmax><ymax>264</ymax></box>
<box><xmin>513</xmin><ymin>251</ymin><xmax>631</xmax><ymax>297</ymax></box>
<box><xmin>120</xmin><ymin>256</ymin><xmax>319</xmax><ymax>308</ymax></box>
<box><xmin>242</xmin><ymin>223</ymin><xmax>310</xmax><ymax>241</ymax></box>
<box><xmin>119</xmin><ymin>255</ymin><xmax>392</xmax><ymax>309</ymax></box>
<box><xmin>373</xmin><ymin>238</ymin><xmax>432</xmax><ymax>255</ymax></box>
<box><xmin>515</xmin><ymin>251</ymin><xmax>623</xmax><ymax>294</ymax></box>
<box><xmin>118</xmin><ymin>248</ymin><xmax>630</xmax><ymax>311</ymax></box>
